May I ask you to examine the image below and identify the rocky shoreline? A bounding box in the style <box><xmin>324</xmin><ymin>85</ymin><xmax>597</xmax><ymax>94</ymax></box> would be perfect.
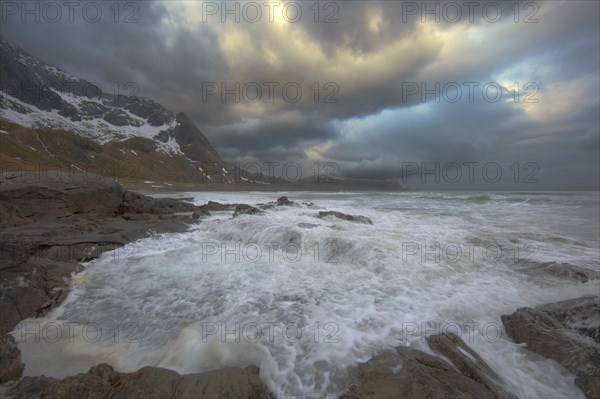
<box><xmin>341</xmin><ymin>294</ymin><xmax>599</xmax><ymax>399</ymax></box>
<box><xmin>1</xmin><ymin>173</ymin><xmax>598</xmax><ymax>398</ymax></box>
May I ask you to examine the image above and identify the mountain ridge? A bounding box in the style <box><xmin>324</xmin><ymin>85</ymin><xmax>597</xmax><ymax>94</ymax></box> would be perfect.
<box><xmin>0</xmin><ymin>35</ymin><xmax>221</xmax><ymax>164</ymax></box>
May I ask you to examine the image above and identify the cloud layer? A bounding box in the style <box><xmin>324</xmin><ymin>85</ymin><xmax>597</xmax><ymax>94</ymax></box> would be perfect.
<box><xmin>2</xmin><ymin>0</ymin><xmax>598</xmax><ymax>189</ymax></box>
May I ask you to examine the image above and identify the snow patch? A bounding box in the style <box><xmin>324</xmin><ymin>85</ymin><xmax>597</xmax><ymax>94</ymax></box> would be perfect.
<box><xmin>0</xmin><ymin>92</ymin><xmax>182</xmax><ymax>156</ymax></box>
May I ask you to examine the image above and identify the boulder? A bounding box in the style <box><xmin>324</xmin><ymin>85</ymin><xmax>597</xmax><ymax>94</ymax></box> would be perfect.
<box><xmin>276</xmin><ymin>196</ymin><xmax>293</xmax><ymax>206</ymax></box>
<box><xmin>318</xmin><ymin>211</ymin><xmax>372</xmax><ymax>225</ymax></box>
<box><xmin>233</xmin><ymin>204</ymin><xmax>261</xmax><ymax>217</ymax></box>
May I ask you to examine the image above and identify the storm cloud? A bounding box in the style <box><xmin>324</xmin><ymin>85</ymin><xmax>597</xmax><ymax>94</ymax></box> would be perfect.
<box><xmin>2</xmin><ymin>0</ymin><xmax>598</xmax><ymax>189</ymax></box>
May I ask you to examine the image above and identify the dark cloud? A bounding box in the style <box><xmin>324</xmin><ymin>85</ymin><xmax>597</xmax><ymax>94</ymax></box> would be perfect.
<box><xmin>1</xmin><ymin>0</ymin><xmax>598</xmax><ymax>189</ymax></box>
<box><xmin>207</xmin><ymin>116</ymin><xmax>338</xmax><ymax>159</ymax></box>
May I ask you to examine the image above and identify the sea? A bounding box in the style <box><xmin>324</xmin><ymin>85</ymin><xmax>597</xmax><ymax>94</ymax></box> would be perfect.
<box><xmin>13</xmin><ymin>191</ymin><xmax>600</xmax><ymax>398</ymax></box>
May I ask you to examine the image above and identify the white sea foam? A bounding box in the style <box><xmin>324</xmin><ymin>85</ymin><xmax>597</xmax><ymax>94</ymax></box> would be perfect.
<box><xmin>13</xmin><ymin>191</ymin><xmax>599</xmax><ymax>398</ymax></box>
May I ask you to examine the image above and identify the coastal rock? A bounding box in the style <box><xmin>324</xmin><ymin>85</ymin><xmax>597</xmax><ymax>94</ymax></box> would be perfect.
<box><xmin>257</xmin><ymin>196</ymin><xmax>297</xmax><ymax>210</ymax></box>
<box><xmin>233</xmin><ymin>204</ymin><xmax>261</xmax><ymax>217</ymax></box>
<box><xmin>513</xmin><ymin>261</ymin><xmax>599</xmax><ymax>283</ymax></box>
<box><xmin>426</xmin><ymin>332</ymin><xmax>517</xmax><ymax>399</ymax></box>
<box><xmin>200</xmin><ymin>201</ymin><xmax>235</xmax><ymax>211</ymax></box>
<box><xmin>538</xmin><ymin>295</ymin><xmax>600</xmax><ymax>342</ymax></box>
<box><xmin>0</xmin><ymin>334</ymin><xmax>23</xmax><ymax>383</ymax></box>
<box><xmin>118</xmin><ymin>191</ymin><xmax>199</xmax><ymax>214</ymax></box>
<box><xmin>340</xmin><ymin>346</ymin><xmax>495</xmax><ymax>399</ymax></box>
<box><xmin>318</xmin><ymin>211</ymin><xmax>372</xmax><ymax>225</ymax></box>
<box><xmin>1</xmin><ymin>173</ymin><xmax>204</xmax><ymax>223</ymax></box>
<box><xmin>0</xmin><ymin>201</ymin><xmax>28</xmax><ymax>228</ymax></box>
<box><xmin>276</xmin><ymin>196</ymin><xmax>293</xmax><ymax>206</ymax></box>
<box><xmin>575</xmin><ymin>376</ymin><xmax>600</xmax><ymax>399</ymax></box>
<box><xmin>0</xmin><ymin>171</ymin><xmax>124</xmax><ymax>225</ymax></box>
<box><xmin>501</xmin><ymin>297</ymin><xmax>600</xmax><ymax>383</ymax></box>
<box><xmin>502</xmin><ymin>307</ymin><xmax>598</xmax><ymax>376</ymax></box>
<box><xmin>0</xmin><ymin>172</ymin><xmax>204</xmax><ymax>344</ymax></box>
<box><xmin>8</xmin><ymin>363</ymin><xmax>272</xmax><ymax>399</ymax></box>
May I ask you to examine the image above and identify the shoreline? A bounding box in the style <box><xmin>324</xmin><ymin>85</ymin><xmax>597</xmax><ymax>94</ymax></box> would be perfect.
<box><xmin>1</xmin><ymin>173</ymin><xmax>598</xmax><ymax>398</ymax></box>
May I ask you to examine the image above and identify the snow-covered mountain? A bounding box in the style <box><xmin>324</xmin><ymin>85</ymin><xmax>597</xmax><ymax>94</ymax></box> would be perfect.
<box><xmin>0</xmin><ymin>35</ymin><xmax>221</xmax><ymax>164</ymax></box>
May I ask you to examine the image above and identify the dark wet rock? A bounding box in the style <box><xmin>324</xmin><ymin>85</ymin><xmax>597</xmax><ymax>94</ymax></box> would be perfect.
<box><xmin>501</xmin><ymin>296</ymin><xmax>600</xmax><ymax>388</ymax></box>
<box><xmin>340</xmin><ymin>346</ymin><xmax>495</xmax><ymax>399</ymax></box>
<box><xmin>1</xmin><ymin>257</ymin><xmax>80</xmax><ymax>337</ymax></box>
<box><xmin>502</xmin><ymin>305</ymin><xmax>597</xmax><ymax>376</ymax></box>
<box><xmin>575</xmin><ymin>376</ymin><xmax>600</xmax><ymax>399</ymax></box>
<box><xmin>118</xmin><ymin>191</ymin><xmax>198</xmax><ymax>214</ymax></box>
<box><xmin>0</xmin><ymin>334</ymin><xmax>24</xmax><ymax>383</ymax></box>
<box><xmin>426</xmin><ymin>332</ymin><xmax>517</xmax><ymax>399</ymax></box>
<box><xmin>276</xmin><ymin>196</ymin><xmax>293</xmax><ymax>206</ymax></box>
<box><xmin>318</xmin><ymin>211</ymin><xmax>372</xmax><ymax>225</ymax></box>
<box><xmin>514</xmin><ymin>261</ymin><xmax>599</xmax><ymax>283</ymax></box>
<box><xmin>200</xmin><ymin>201</ymin><xmax>235</xmax><ymax>211</ymax></box>
<box><xmin>120</xmin><ymin>213</ymin><xmax>158</xmax><ymax>221</ymax></box>
<box><xmin>233</xmin><ymin>204</ymin><xmax>261</xmax><ymax>217</ymax></box>
<box><xmin>538</xmin><ymin>295</ymin><xmax>600</xmax><ymax>342</ymax></box>
<box><xmin>0</xmin><ymin>201</ymin><xmax>28</xmax><ymax>228</ymax></box>
<box><xmin>8</xmin><ymin>363</ymin><xmax>272</xmax><ymax>399</ymax></box>
<box><xmin>0</xmin><ymin>172</ymin><xmax>124</xmax><ymax>226</ymax></box>
<box><xmin>257</xmin><ymin>196</ymin><xmax>297</xmax><ymax>210</ymax></box>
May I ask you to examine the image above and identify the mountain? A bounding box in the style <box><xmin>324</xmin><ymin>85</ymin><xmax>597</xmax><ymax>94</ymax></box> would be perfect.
<box><xmin>0</xmin><ymin>35</ymin><xmax>235</xmax><ymax>184</ymax></box>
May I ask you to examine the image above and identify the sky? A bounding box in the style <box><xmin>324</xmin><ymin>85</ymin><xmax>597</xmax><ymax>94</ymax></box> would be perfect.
<box><xmin>2</xmin><ymin>0</ymin><xmax>599</xmax><ymax>189</ymax></box>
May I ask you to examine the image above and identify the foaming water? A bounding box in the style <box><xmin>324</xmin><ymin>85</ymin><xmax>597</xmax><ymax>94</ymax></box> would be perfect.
<box><xmin>13</xmin><ymin>191</ymin><xmax>599</xmax><ymax>398</ymax></box>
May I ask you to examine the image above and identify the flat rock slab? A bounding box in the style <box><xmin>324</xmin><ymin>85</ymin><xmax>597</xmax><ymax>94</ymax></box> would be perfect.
<box><xmin>8</xmin><ymin>363</ymin><xmax>272</xmax><ymax>399</ymax></box>
<box><xmin>318</xmin><ymin>211</ymin><xmax>373</xmax><ymax>224</ymax></box>
<box><xmin>340</xmin><ymin>345</ymin><xmax>501</xmax><ymax>399</ymax></box>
